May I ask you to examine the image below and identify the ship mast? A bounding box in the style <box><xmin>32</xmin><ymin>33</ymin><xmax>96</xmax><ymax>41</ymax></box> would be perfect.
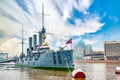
<box><xmin>42</xmin><ymin>3</ymin><xmax>44</xmax><ymax>31</ymax></box>
<box><xmin>41</xmin><ymin>3</ymin><xmax>46</xmax><ymax>43</ymax></box>
<box><xmin>22</xmin><ymin>24</ymin><xmax>24</xmax><ymax>54</ymax></box>
<box><xmin>20</xmin><ymin>24</ymin><xmax>24</xmax><ymax>59</ymax></box>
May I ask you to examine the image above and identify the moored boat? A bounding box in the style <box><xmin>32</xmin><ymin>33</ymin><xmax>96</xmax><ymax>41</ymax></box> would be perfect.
<box><xmin>15</xmin><ymin>4</ymin><xmax>74</xmax><ymax>71</ymax></box>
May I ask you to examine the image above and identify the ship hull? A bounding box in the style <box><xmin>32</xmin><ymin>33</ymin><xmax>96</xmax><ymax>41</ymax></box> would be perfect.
<box><xmin>16</xmin><ymin>65</ymin><xmax>74</xmax><ymax>71</ymax></box>
<box><xmin>15</xmin><ymin>50</ymin><xmax>74</xmax><ymax>71</ymax></box>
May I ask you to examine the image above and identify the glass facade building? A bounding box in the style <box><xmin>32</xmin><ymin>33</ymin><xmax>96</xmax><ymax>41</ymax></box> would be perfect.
<box><xmin>0</xmin><ymin>53</ymin><xmax>8</xmax><ymax>60</ymax></box>
<box><xmin>73</xmin><ymin>40</ymin><xmax>92</xmax><ymax>60</ymax></box>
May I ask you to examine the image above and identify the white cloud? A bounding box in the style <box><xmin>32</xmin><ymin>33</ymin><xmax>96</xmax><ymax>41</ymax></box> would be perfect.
<box><xmin>109</xmin><ymin>16</ymin><xmax>119</xmax><ymax>23</ymax></box>
<box><xmin>74</xmin><ymin>0</ymin><xmax>93</xmax><ymax>14</ymax></box>
<box><xmin>43</xmin><ymin>0</ymin><xmax>104</xmax><ymax>37</ymax></box>
<box><xmin>0</xmin><ymin>0</ymin><xmax>105</xmax><ymax>56</ymax></box>
<box><xmin>0</xmin><ymin>38</ymin><xmax>21</xmax><ymax>56</ymax></box>
<box><xmin>84</xmin><ymin>39</ymin><xmax>97</xmax><ymax>45</ymax></box>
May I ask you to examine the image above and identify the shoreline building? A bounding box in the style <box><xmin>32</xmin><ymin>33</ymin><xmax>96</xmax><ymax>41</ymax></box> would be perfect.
<box><xmin>104</xmin><ymin>41</ymin><xmax>120</xmax><ymax>60</ymax></box>
<box><xmin>0</xmin><ymin>53</ymin><xmax>8</xmax><ymax>61</ymax></box>
<box><xmin>73</xmin><ymin>40</ymin><xmax>92</xmax><ymax>60</ymax></box>
<box><xmin>84</xmin><ymin>51</ymin><xmax>104</xmax><ymax>60</ymax></box>
<box><xmin>85</xmin><ymin>45</ymin><xmax>93</xmax><ymax>54</ymax></box>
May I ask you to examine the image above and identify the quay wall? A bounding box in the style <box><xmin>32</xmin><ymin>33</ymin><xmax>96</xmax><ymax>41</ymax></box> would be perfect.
<box><xmin>74</xmin><ymin>59</ymin><xmax>120</xmax><ymax>63</ymax></box>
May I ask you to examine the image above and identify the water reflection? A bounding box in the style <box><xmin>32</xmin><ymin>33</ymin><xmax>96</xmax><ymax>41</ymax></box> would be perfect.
<box><xmin>0</xmin><ymin>63</ymin><xmax>120</xmax><ymax>80</ymax></box>
<box><xmin>0</xmin><ymin>64</ymin><xmax>72</xmax><ymax>80</ymax></box>
<box><xmin>25</xmin><ymin>69</ymin><xmax>71</xmax><ymax>80</ymax></box>
<box><xmin>76</xmin><ymin>63</ymin><xmax>120</xmax><ymax>80</ymax></box>
<box><xmin>106</xmin><ymin>63</ymin><xmax>120</xmax><ymax>80</ymax></box>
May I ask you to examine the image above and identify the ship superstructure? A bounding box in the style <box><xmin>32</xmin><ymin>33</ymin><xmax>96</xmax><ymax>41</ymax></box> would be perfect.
<box><xmin>15</xmin><ymin>4</ymin><xmax>74</xmax><ymax>71</ymax></box>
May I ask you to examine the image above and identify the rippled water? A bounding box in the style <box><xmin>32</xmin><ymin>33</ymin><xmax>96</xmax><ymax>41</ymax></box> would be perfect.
<box><xmin>75</xmin><ymin>62</ymin><xmax>120</xmax><ymax>80</ymax></box>
<box><xmin>0</xmin><ymin>62</ymin><xmax>120</xmax><ymax>80</ymax></box>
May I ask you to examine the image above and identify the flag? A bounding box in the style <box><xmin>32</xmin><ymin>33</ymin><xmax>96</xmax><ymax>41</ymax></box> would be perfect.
<box><xmin>66</xmin><ymin>38</ymin><xmax>72</xmax><ymax>44</ymax></box>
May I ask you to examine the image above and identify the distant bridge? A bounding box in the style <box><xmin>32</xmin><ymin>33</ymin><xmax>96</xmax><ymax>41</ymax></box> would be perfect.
<box><xmin>0</xmin><ymin>59</ymin><xmax>15</xmax><ymax>63</ymax></box>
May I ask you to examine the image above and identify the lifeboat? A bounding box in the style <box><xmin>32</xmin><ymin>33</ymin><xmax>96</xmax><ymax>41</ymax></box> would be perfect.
<box><xmin>72</xmin><ymin>69</ymin><xmax>86</xmax><ymax>80</ymax></box>
<box><xmin>115</xmin><ymin>67</ymin><xmax>120</xmax><ymax>74</ymax></box>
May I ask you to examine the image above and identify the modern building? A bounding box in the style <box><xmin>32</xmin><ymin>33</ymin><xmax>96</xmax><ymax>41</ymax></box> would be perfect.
<box><xmin>85</xmin><ymin>45</ymin><xmax>93</xmax><ymax>54</ymax></box>
<box><xmin>0</xmin><ymin>53</ymin><xmax>8</xmax><ymax>60</ymax></box>
<box><xmin>84</xmin><ymin>51</ymin><xmax>104</xmax><ymax>60</ymax></box>
<box><xmin>104</xmin><ymin>41</ymin><xmax>120</xmax><ymax>60</ymax></box>
<box><xmin>73</xmin><ymin>40</ymin><xmax>92</xmax><ymax>60</ymax></box>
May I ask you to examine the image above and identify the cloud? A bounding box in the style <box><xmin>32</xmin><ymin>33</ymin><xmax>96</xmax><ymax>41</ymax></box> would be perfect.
<box><xmin>15</xmin><ymin>0</ymin><xmax>30</xmax><ymax>14</ymax></box>
<box><xmin>0</xmin><ymin>30</ymin><xmax>5</xmax><ymax>38</ymax></box>
<box><xmin>43</xmin><ymin>0</ymin><xmax>104</xmax><ymax>36</ymax></box>
<box><xmin>74</xmin><ymin>0</ymin><xmax>93</xmax><ymax>14</ymax></box>
<box><xmin>84</xmin><ymin>38</ymin><xmax>98</xmax><ymax>45</ymax></box>
<box><xmin>45</xmin><ymin>14</ymin><xmax>104</xmax><ymax>39</ymax></box>
<box><xmin>0</xmin><ymin>0</ymin><xmax>105</xmax><ymax>56</ymax></box>
<box><xmin>0</xmin><ymin>0</ymin><xmax>39</xmax><ymax>39</ymax></box>
<box><xmin>0</xmin><ymin>38</ymin><xmax>21</xmax><ymax>56</ymax></box>
<box><xmin>84</xmin><ymin>40</ymin><xmax>96</xmax><ymax>45</ymax></box>
<box><xmin>53</xmin><ymin>0</ymin><xmax>93</xmax><ymax>21</ymax></box>
<box><xmin>0</xmin><ymin>7</ymin><xmax>18</xmax><ymax>22</ymax></box>
<box><xmin>109</xmin><ymin>16</ymin><xmax>119</xmax><ymax>24</ymax></box>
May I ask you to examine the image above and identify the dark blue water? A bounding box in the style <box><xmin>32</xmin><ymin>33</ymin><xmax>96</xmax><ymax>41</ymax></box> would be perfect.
<box><xmin>0</xmin><ymin>62</ymin><xmax>120</xmax><ymax>80</ymax></box>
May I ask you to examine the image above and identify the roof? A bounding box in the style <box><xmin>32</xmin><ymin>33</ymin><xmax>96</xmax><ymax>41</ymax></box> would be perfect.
<box><xmin>84</xmin><ymin>53</ymin><xmax>104</xmax><ymax>56</ymax></box>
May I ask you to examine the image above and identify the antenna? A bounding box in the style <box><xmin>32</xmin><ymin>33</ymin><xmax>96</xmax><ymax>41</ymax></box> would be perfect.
<box><xmin>37</xmin><ymin>3</ymin><xmax>49</xmax><ymax>32</ymax></box>
<box><xmin>19</xmin><ymin>24</ymin><xmax>25</xmax><ymax>65</ymax></box>
<box><xmin>36</xmin><ymin>2</ymin><xmax>50</xmax><ymax>45</ymax></box>
<box><xmin>42</xmin><ymin>3</ymin><xmax>44</xmax><ymax>30</ymax></box>
<box><xmin>21</xmin><ymin>24</ymin><xmax>24</xmax><ymax>55</ymax></box>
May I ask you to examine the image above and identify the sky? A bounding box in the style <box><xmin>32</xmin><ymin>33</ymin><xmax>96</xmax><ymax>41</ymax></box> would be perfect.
<box><xmin>0</xmin><ymin>0</ymin><xmax>120</xmax><ymax>56</ymax></box>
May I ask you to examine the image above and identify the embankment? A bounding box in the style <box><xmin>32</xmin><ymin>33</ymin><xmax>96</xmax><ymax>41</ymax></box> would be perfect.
<box><xmin>74</xmin><ymin>59</ymin><xmax>120</xmax><ymax>63</ymax></box>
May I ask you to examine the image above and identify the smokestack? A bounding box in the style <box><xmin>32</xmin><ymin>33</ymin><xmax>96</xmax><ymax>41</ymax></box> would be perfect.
<box><xmin>29</xmin><ymin>37</ymin><xmax>32</xmax><ymax>50</ymax></box>
<box><xmin>33</xmin><ymin>34</ymin><xmax>37</xmax><ymax>49</ymax></box>
<box><xmin>39</xmin><ymin>31</ymin><xmax>42</xmax><ymax>46</ymax></box>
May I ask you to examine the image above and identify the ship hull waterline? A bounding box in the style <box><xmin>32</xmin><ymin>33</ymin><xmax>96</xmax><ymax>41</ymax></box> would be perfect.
<box><xmin>16</xmin><ymin>64</ymin><xmax>74</xmax><ymax>71</ymax></box>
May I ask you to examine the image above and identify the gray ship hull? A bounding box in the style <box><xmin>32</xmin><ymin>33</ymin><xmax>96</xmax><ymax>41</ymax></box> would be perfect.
<box><xmin>15</xmin><ymin>50</ymin><xmax>74</xmax><ymax>71</ymax></box>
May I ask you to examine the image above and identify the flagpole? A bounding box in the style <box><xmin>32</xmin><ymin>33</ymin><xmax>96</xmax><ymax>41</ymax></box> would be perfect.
<box><xmin>71</xmin><ymin>38</ymin><xmax>72</xmax><ymax>50</ymax></box>
<box><xmin>71</xmin><ymin>42</ymin><xmax>72</xmax><ymax>50</ymax></box>
<box><xmin>66</xmin><ymin>38</ymin><xmax>72</xmax><ymax>50</ymax></box>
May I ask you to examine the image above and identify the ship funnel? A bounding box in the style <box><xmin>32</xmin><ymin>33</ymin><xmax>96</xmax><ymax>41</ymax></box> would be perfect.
<box><xmin>39</xmin><ymin>31</ymin><xmax>42</xmax><ymax>46</ymax></box>
<box><xmin>29</xmin><ymin>37</ymin><xmax>32</xmax><ymax>50</ymax></box>
<box><xmin>33</xmin><ymin>34</ymin><xmax>37</xmax><ymax>49</ymax></box>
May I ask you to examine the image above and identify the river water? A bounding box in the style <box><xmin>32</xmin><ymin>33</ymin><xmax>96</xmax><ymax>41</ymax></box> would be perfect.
<box><xmin>0</xmin><ymin>62</ymin><xmax>120</xmax><ymax>80</ymax></box>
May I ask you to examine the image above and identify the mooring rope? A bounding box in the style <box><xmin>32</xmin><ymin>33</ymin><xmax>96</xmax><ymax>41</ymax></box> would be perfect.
<box><xmin>66</xmin><ymin>60</ymin><xmax>72</xmax><ymax>74</ymax></box>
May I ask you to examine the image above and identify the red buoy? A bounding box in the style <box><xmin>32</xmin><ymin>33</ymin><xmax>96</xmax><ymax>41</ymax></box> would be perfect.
<box><xmin>72</xmin><ymin>69</ymin><xmax>86</xmax><ymax>78</ymax></box>
<box><xmin>115</xmin><ymin>67</ymin><xmax>120</xmax><ymax>74</ymax></box>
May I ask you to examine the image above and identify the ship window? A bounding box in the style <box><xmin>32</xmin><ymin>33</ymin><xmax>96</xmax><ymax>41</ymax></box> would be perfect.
<box><xmin>58</xmin><ymin>53</ymin><xmax>62</xmax><ymax>64</ymax></box>
<box><xmin>35</xmin><ymin>58</ymin><xmax>38</xmax><ymax>60</ymax></box>
<box><xmin>37</xmin><ymin>54</ymin><xmax>40</xmax><ymax>58</ymax></box>
<box><xmin>53</xmin><ymin>55</ymin><xmax>56</xmax><ymax>64</ymax></box>
<box><xmin>21</xmin><ymin>59</ymin><xmax>24</xmax><ymax>62</ymax></box>
<box><xmin>29</xmin><ymin>58</ymin><xmax>32</xmax><ymax>61</ymax></box>
<box><xmin>35</xmin><ymin>56</ymin><xmax>38</xmax><ymax>60</ymax></box>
